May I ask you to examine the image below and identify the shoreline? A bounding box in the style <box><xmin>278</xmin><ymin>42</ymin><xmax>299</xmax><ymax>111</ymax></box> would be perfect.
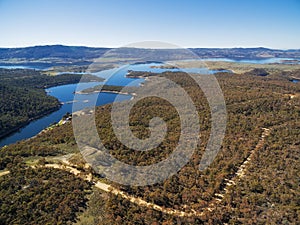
<box><xmin>0</xmin><ymin>76</ymin><xmax>107</xmax><ymax>146</ymax></box>
<box><xmin>0</xmin><ymin>104</ymin><xmax>61</xmax><ymax>142</ymax></box>
<box><xmin>75</xmin><ymin>89</ymin><xmax>134</xmax><ymax>95</ymax></box>
<box><xmin>0</xmin><ymin>85</ymin><xmax>137</xmax><ymax>148</ymax></box>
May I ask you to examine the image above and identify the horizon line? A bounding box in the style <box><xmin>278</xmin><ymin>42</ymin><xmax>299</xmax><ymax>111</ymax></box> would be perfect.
<box><xmin>0</xmin><ymin>44</ymin><xmax>299</xmax><ymax>51</ymax></box>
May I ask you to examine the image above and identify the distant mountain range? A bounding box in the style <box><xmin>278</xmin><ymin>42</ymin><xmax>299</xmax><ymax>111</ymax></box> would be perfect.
<box><xmin>0</xmin><ymin>45</ymin><xmax>299</xmax><ymax>67</ymax></box>
<box><xmin>190</xmin><ymin>47</ymin><xmax>300</xmax><ymax>59</ymax></box>
<box><xmin>0</xmin><ymin>45</ymin><xmax>109</xmax><ymax>60</ymax></box>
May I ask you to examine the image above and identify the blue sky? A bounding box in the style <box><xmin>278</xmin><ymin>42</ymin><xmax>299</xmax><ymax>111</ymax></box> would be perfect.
<box><xmin>0</xmin><ymin>0</ymin><xmax>299</xmax><ymax>49</ymax></box>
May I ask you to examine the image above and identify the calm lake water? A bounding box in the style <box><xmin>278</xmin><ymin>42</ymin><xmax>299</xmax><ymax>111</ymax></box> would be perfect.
<box><xmin>0</xmin><ymin>60</ymin><xmax>298</xmax><ymax>147</ymax></box>
<box><xmin>0</xmin><ymin>63</ymin><xmax>149</xmax><ymax>147</ymax></box>
<box><xmin>1</xmin><ymin>57</ymin><xmax>299</xmax><ymax>70</ymax></box>
<box><xmin>0</xmin><ymin>82</ymin><xmax>133</xmax><ymax>147</ymax></box>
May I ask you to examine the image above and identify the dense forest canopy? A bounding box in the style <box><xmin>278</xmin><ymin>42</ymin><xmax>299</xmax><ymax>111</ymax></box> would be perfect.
<box><xmin>0</xmin><ymin>66</ymin><xmax>299</xmax><ymax>224</ymax></box>
<box><xmin>0</xmin><ymin>166</ymin><xmax>91</xmax><ymax>225</ymax></box>
<box><xmin>0</xmin><ymin>68</ymin><xmax>103</xmax><ymax>138</ymax></box>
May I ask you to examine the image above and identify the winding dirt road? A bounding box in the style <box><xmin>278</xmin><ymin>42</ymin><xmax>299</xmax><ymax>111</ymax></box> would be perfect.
<box><xmin>0</xmin><ymin>127</ymin><xmax>271</xmax><ymax>217</ymax></box>
<box><xmin>44</xmin><ymin>127</ymin><xmax>272</xmax><ymax>217</ymax></box>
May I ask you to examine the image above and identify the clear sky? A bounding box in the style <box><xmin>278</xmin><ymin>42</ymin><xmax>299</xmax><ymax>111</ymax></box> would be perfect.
<box><xmin>0</xmin><ymin>0</ymin><xmax>299</xmax><ymax>49</ymax></box>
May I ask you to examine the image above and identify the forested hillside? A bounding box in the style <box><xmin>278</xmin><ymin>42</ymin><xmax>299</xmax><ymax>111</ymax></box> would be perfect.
<box><xmin>0</xmin><ymin>45</ymin><xmax>109</xmax><ymax>60</ymax></box>
<box><xmin>1</xmin><ymin>45</ymin><xmax>300</xmax><ymax>61</ymax></box>
<box><xmin>0</xmin><ymin>68</ymin><xmax>103</xmax><ymax>139</ymax></box>
<box><xmin>0</xmin><ymin>68</ymin><xmax>299</xmax><ymax>224</ymax></box>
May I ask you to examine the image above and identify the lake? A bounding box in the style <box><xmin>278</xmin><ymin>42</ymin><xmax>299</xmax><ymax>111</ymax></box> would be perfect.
<box><xmin>0</xmin><ymin>59</ymin><xmax>298</xmax><ymax>147</ymax></box>
<box><xmin>0</xmin><ymin>63</ymin><xmax>151</xmax><ymax>147</ymax></box>
<box><xmin>1</xmin><ymin>57</ymin><xmax>300</xmax><ymax>70</ymax></box>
